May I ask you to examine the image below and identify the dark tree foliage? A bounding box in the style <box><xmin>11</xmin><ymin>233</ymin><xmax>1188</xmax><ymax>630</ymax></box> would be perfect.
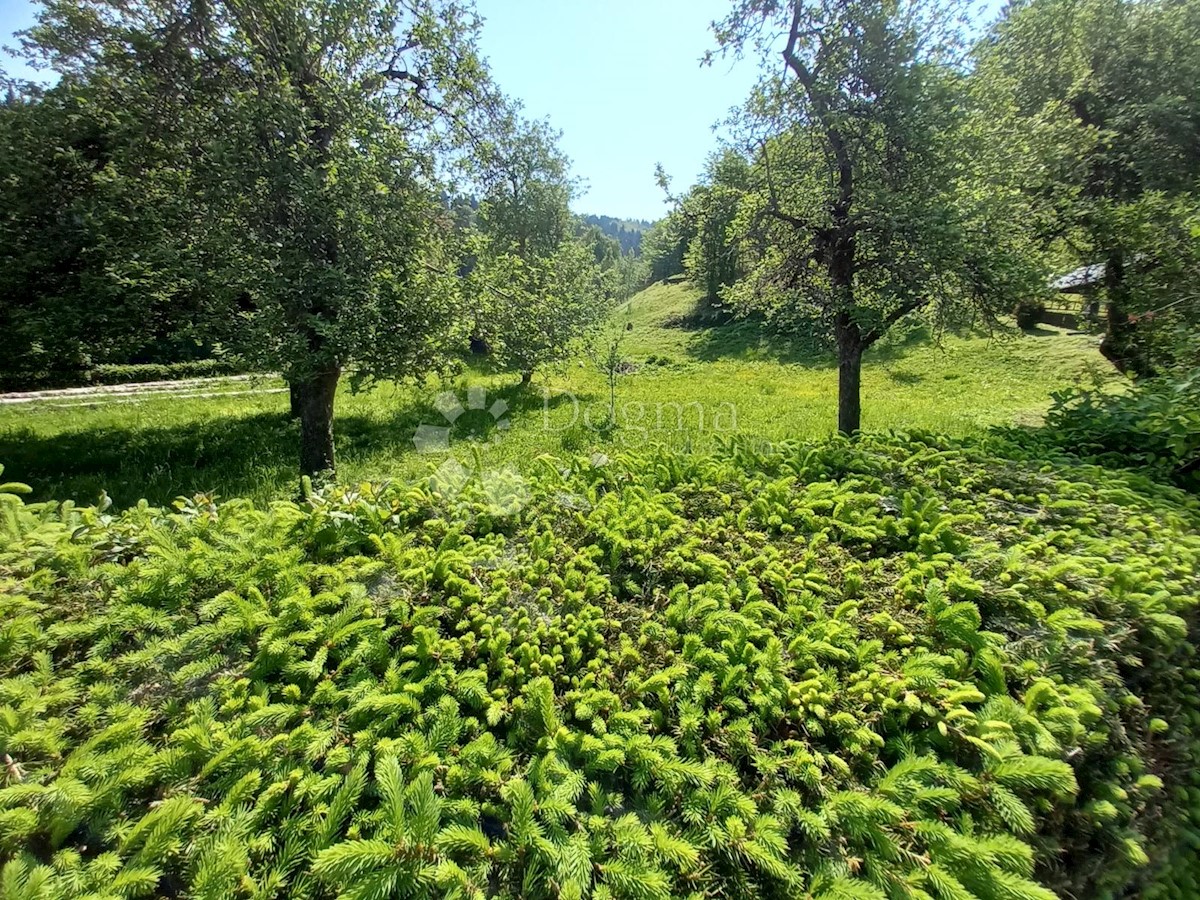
<box><xmin>17</xmin><ymin>0</ymin><xmax>506</xmax><ymax>479</ymax></box>
<box><xmin>974</xmin><ymin>0</ymin><xmax>1200</xmax><ymax>377</ymax></box>
<box><xmin>0</xmin><ymin>83</ymin><xmax>211</xmax><ymax>388</ymax></box>
<box><xmin>578</xmin><ymin>214</ymin><xmax>652</xmax><ymax>256</ymax></box>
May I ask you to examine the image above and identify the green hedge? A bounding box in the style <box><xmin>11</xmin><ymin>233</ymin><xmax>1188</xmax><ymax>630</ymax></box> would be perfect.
<box><xmin>1</xmin><ymin>434</ymin><xmax>1199</xmax><ymax>899</ymax></box>
<box><xmin>0</xmin><ymin>358</ymin><xmax>245</xmax><ymax>392</ymax></box>
<box><xmin>88</xmin><ymin>359</ymin><xmax>245</xmax><ymax>386</ymax></box>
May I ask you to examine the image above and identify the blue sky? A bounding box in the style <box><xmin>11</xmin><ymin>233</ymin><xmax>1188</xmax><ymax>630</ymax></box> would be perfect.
<box><xmin>473</xmin><ymin>0</ymin><xmax>758</xmax><ymax>221</ymax></box>
<box><xmin>0</xmin><ymin>0</ymin><xmax>38</xmax><ymax>77</ymax></box>
<box><xmin>475</xmin><ymin>0</ymin><xmax>1003</xmax><ymax>219</ymax></box>
<box><xmin>1</xmin><ymin>0</ymin><xmax>755</xmax><ymax>222</ymax></box>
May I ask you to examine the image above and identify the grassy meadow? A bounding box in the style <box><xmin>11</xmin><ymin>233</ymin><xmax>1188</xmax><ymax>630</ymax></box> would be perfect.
<box><xmin>0</xmin><ymin>281</ymin><xmax>1115</xmax><ymax>507</ymax></box>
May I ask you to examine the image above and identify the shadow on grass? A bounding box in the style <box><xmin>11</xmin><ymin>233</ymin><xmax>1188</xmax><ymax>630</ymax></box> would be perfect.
<box><xmin>0</xmin><ymin>411</ymin><xmax>301</xmax><ymax>507</ymax></box>
<box><xmin>863</xmin><ymin>324</ymin><xmax>938</xmax><ymax>363</ymax></box>
<box><xmin>683</xmin><ymin>318</ymin><xmax>828</xmax><ymax>366</ymax></box>
<box><xmin>884</xmin><ymin>369</ymin><xmax>925</xmax><ymax>385</ymax></box>
<box><xmin>0</xmin><ymin>381</ymin><xmax>581</xmax><ymax>507</ymax></box>
<box><xmin>681</xmin><ymin>315</ymin><xmax>940</xmax><ymax>368</ymax></box>
<box><xmin>1019</xmin><ymin>324</ymin><xmax>1066</xmax><ymax>337</ymax></box>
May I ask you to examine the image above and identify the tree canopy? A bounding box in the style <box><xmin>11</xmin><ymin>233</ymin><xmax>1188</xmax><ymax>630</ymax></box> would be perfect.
<box><xmin>6</xmin><ymin>0</ymin><xmax>617</xmax><ymax>477</ymax></box>
<box><xmin>973</xmin><ymin>0</ymin><xmax>1200</xmax><ymax>375</ymax></box>
<box><xmin>709</xmin><ymin>0</ymin><xmax>1044</xmax><ymax>433</ymax></box>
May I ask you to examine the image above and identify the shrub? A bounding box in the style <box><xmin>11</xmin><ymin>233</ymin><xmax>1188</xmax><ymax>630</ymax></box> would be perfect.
<box><xmin>87</xmin><ymin>359</ymin><xmax>245</xmax><ymax>386</ymax></box>
<box><xmin>1001</xmin><ymin>369</ymin><xmax>1200</xmax><ymax>490</ymax></box>
<box><xmin>1015</xmin><ymin>300</ymin><xmax>1046</xmax><ymax>331</ymax></box>
<box><xmin>1</xmin><ymin>437</ymin><xmax>1199</xmax><ymax>899</ymax></box>
<box><xmin>0</xmin><ymin>358</ymin><xmax>246</xmax><ymax>392</ymax></box>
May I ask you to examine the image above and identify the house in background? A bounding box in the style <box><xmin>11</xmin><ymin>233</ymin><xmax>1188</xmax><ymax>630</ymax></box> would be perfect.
<box><xmin>1019</xmin><ymin>263</ymin><xmax>1105</xmax><ymax>329</ymax></box>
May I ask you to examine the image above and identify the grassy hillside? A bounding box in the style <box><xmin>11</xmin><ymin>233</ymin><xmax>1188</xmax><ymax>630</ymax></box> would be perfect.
<box><xmin>0</xmin><ymin>282</ymin><xmax>1114</xmax><ymax>506</ymax></box>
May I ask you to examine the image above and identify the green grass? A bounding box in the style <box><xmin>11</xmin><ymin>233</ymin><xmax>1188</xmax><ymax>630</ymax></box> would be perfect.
<box><xmin>0</xmin><ymin>281</ymin><xmax>1115</xmax><ymax>507</ymax></box>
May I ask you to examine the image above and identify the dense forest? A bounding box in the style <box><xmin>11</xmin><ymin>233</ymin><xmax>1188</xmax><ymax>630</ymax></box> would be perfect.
<box><xmin>579</xmin><ymin>214</ymin><xmax>652</xmax><ymax>256</ymax></box>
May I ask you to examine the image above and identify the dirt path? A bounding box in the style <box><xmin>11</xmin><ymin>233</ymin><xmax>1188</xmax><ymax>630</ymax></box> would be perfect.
<box><xmin>0</xmin><ymin>375</ymin><xmax>283</xmax><ymax>406</ymax></box>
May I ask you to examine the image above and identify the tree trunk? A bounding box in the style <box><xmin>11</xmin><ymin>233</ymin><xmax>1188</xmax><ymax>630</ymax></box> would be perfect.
<box><xmin>295</xmin><ymin>367</ymin><xmax>340</xmax><ymax>478</ymax></box>
<box><xmin>520</xmin><ymin>369</ymin><xmax>533</xmax><ymax>386</ymax></box>
<box><xmin>288</xmin><ymin>382</ymin><xmax>302</xmax><ymax>419</ymax></box>
<box><xmin>609</xmin><ymin>371</ymin><xmax>617</xmax><ymax>427</ymax></box>
<box><xmin>830</xmin><ymin>212</ymin><xmax>859</xmax><ymax>434</ymax></box>
<box><xmin>836</xmin><ymin>317</ymin><xmax>863</xmax><ymax>435</ymax></box>
<box><xmin>1099</xmin><ymin>252</ymin><xmax>1155</xmax><ymax>379</ymax></box>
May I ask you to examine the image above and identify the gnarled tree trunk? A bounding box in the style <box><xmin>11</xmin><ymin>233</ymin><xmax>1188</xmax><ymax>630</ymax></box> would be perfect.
<box><xmin>829</xmin><ymin>207</ymin><xmax>859</xmax><ymax>434</ymax></box>
<box><xmin>835</xmin><ymin>312</ymin><xmax>863</xmax><ymax>435</ymax></box>
<box><xmin>295</xmin><ymin>367</ymin><xmax>340</xmax><ymax>478</ymax></box>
